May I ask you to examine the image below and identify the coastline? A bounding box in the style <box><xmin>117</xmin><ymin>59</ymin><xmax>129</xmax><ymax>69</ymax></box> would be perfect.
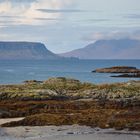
<box><xmin>0</xmin><ymin>60</ymin><xmax>140</xmax><ymax>85</ymax></box>
<box><xmin>0</xmin><ymin>77</ymin><xmax>140</xmax><ymax>139</ymax></box>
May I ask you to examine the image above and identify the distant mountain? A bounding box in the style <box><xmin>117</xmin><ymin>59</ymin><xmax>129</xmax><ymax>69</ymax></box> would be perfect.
<box><xmin>59</xmin><ymin>39</ymin><xmax>140</xmax><ymax>59</ymax></box>
<box><xmin>0</xmin><ymin>42</ymin><xmax>61</xmax><ymax>60</ymax></box>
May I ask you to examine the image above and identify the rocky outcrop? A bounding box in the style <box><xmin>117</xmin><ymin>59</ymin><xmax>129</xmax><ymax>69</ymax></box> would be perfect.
<box><xmin>44</xmin><ymin>77</ymin><xmax>80</xmax><ymax>85</ymax></box>
<box><xmin>0</xmin><ymin>77</ymin><xmax>140</xmax><ymax>101</ymax></box>
<box><xmin>111</xmin><ymin>73</ymin><xmax>140</xmax><ymax>78</ymax></box>
<box><xmin>92</xmin><ymin>66</ymin><xmax>140</xmax><ymax>73</ymax></box>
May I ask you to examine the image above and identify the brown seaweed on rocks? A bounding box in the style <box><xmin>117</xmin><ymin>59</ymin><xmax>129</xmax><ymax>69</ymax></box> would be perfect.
<box><xmin>0</xmin><ymin>77</ymin><xmax>140</xmax><ymax>131</ymax></box>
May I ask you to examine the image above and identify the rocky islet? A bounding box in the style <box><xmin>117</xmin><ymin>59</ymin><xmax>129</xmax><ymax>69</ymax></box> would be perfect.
<box><xmin>92</xmin><ymin>66</ymin><xmax>140</xmax><ymax>78</ymax></box>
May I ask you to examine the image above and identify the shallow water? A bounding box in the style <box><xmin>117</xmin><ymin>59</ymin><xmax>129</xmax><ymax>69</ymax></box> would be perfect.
<box><xmin>0</xmin><ymin>59</ymin><xmax>140</xmax><ymax>84</ymax></box>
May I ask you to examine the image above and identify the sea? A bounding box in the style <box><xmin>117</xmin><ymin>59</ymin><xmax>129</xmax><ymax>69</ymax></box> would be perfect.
<box><xmin>0</xmin><ymin>59</ymin><xmax>140</xmax><ymax>84</ymax></box>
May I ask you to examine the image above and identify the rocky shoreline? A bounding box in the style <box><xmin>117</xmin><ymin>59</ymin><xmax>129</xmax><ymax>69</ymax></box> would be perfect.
<box><xmin>92</xmin><ymin>66</ymin><xmax>140</xmax><ymax>73</ymax></box>
<box><xmin>92</xmin><ymin>66</ymin><xmax>140</xmax><ymax>78</ymax></box>
<box><xmin>0</xmin><ymin>77</ymin><xmax>140</xmax><ymax>131</ymax></box>
<box><xmin>111</xmin><ymin>73</ymin><xmax>140</xmax><ymax>78</ymax></box>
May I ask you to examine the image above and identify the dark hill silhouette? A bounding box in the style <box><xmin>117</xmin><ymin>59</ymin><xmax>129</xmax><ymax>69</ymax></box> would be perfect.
<box><xmin>0</xmin><ymin>42</ymin><xmax>60</xmax><ymax>60</ymax></box>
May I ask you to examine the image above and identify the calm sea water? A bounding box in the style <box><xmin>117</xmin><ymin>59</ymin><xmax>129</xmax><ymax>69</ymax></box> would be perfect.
<box><xmin>0</xmin><ymin>60</ymin><xmax>140</xmax><ymax>84</ymax></box>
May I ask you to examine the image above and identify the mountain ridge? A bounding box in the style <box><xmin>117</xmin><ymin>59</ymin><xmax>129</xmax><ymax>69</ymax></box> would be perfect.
<box><xmin>59</xmin><ymin>39</ymin><xmax>140</xmax><ymax>59</ymax></box>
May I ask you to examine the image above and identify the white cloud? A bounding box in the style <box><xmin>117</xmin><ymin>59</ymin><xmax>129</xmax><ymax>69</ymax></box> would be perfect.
<box><xmin>82</xmin><ymin>30</ymin><xmax>140</xmax><ymax>41</ymax></box>
<box><xmin>0</xmin><ymin>0</ymin><xmax>74</xmax><ymax>25</ymax></box>
<box><xmin>0</xmin><ymin>1</ymin><xmax>11</xmax><ymax>13</ymax></box>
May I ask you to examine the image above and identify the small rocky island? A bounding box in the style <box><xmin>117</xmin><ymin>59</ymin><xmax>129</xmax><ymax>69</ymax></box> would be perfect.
<box><xmin>92</xmin><ymin>66</ymin><xmax>140</xmax><ymax>78</ymax></box>
<box><xmin>111</xmin><ymin>73</ymin><xmax>140</xmax><ymax>78</ymax></box>
<box><xmin>0</xmin><ymin>77</ymin><xmax>140</xmax><ymax>131</ymax></box>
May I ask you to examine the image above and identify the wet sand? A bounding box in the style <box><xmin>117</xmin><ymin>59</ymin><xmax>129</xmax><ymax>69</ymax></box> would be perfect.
<box><xmin>0</xmin><ymin>126</ymin><xmax>140</xmax><ymax>140</ymax></box>
<box><xmin>0</xmin><ymin>119</ymin><xmax>140</xmax><ymax>140</ymax></box>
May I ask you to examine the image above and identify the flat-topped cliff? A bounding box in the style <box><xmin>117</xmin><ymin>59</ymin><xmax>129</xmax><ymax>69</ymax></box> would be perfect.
<box><xmin>0</xmin><ymin>42</ymin><xmax>60</xmax><ymax>60</ymax></box>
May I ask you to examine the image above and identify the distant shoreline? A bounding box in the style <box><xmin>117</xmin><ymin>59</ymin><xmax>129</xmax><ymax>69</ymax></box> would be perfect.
<box><xmin>0</xmin><ymin>60</ymin><xmax>140</xmax><ymax>84</ymax></box>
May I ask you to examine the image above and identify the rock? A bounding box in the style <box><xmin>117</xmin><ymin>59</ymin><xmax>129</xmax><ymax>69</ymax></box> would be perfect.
<box><xmin>67</xmin><ymin>132</ymin><xmax>74</xmax><ymax>134</ymax></box>
<box><xmin>126</xmin><ymin>80</ymin><xmax>140</xmax><ymax>86</ymax></box>
<box><xmin>44</xmin><ymin>77</ymin><xmax>80</xmax><ymax>85</ymax></box>
<box><xmin>44</xmin><ymin>77</ymin><xmax>81</xmax><ymax>94</ymax></box>
<box><xmin>24</xmin><ymin>80</ymin><xmax>43</xmax><ymax>84</ymax></box>
<box><xmin>0</xmin><ymin>110</ymin><xmax>11</xmax><ymax>118</ymax></box>
<box><xmin>92</xmin><ymin>66</ymin><xmax>140</xmax><ymax>73</ymax></box>
<box><xmin>0</xmin><ymin>77</ymin><xmax>140</xmax><ymax>102</ymax></box>
<box><xmin>0</xmin><ymin>89</ymin><xmax>58</xmax><ymax>101</ymax></box>
<box><xmin>111</xmin><ymin>73</ymin><xmax>140</xmax><ymax>78</ymax></box>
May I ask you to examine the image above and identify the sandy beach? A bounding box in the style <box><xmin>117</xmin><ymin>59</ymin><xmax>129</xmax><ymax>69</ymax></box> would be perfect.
<box><xmin>0</xmin><ymin>118</ymin><xmax>140</xmax><ymax>140</ymax></box>
<box><xmin>0</xmin><ymin>125</ymin><xmax>140</xmax><ymax>140</ymax></box>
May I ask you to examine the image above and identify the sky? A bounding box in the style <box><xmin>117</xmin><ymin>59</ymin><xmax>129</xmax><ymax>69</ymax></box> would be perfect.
<box><xmin>0</xmin><ymin>0</ymin><xmax>140</xmax><ymax>53</ymax></box>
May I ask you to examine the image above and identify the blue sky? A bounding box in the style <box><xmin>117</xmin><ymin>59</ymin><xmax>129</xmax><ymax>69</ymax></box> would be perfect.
<box><xmin>0</xmin><ymin>0</ymin><xmax>140</xmax><ymax>53</ymax></box>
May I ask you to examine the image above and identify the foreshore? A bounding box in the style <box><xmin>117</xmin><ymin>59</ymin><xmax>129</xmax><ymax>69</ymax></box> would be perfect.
<box><xmin>0</xmin><ymin>123</ymin><xmax>140</xmax><ymax>140</ymax></box>
<box><xmin>0</xmin><ymin>77</ymin><xmax>140</xmax><ymax>139</ymax></box>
